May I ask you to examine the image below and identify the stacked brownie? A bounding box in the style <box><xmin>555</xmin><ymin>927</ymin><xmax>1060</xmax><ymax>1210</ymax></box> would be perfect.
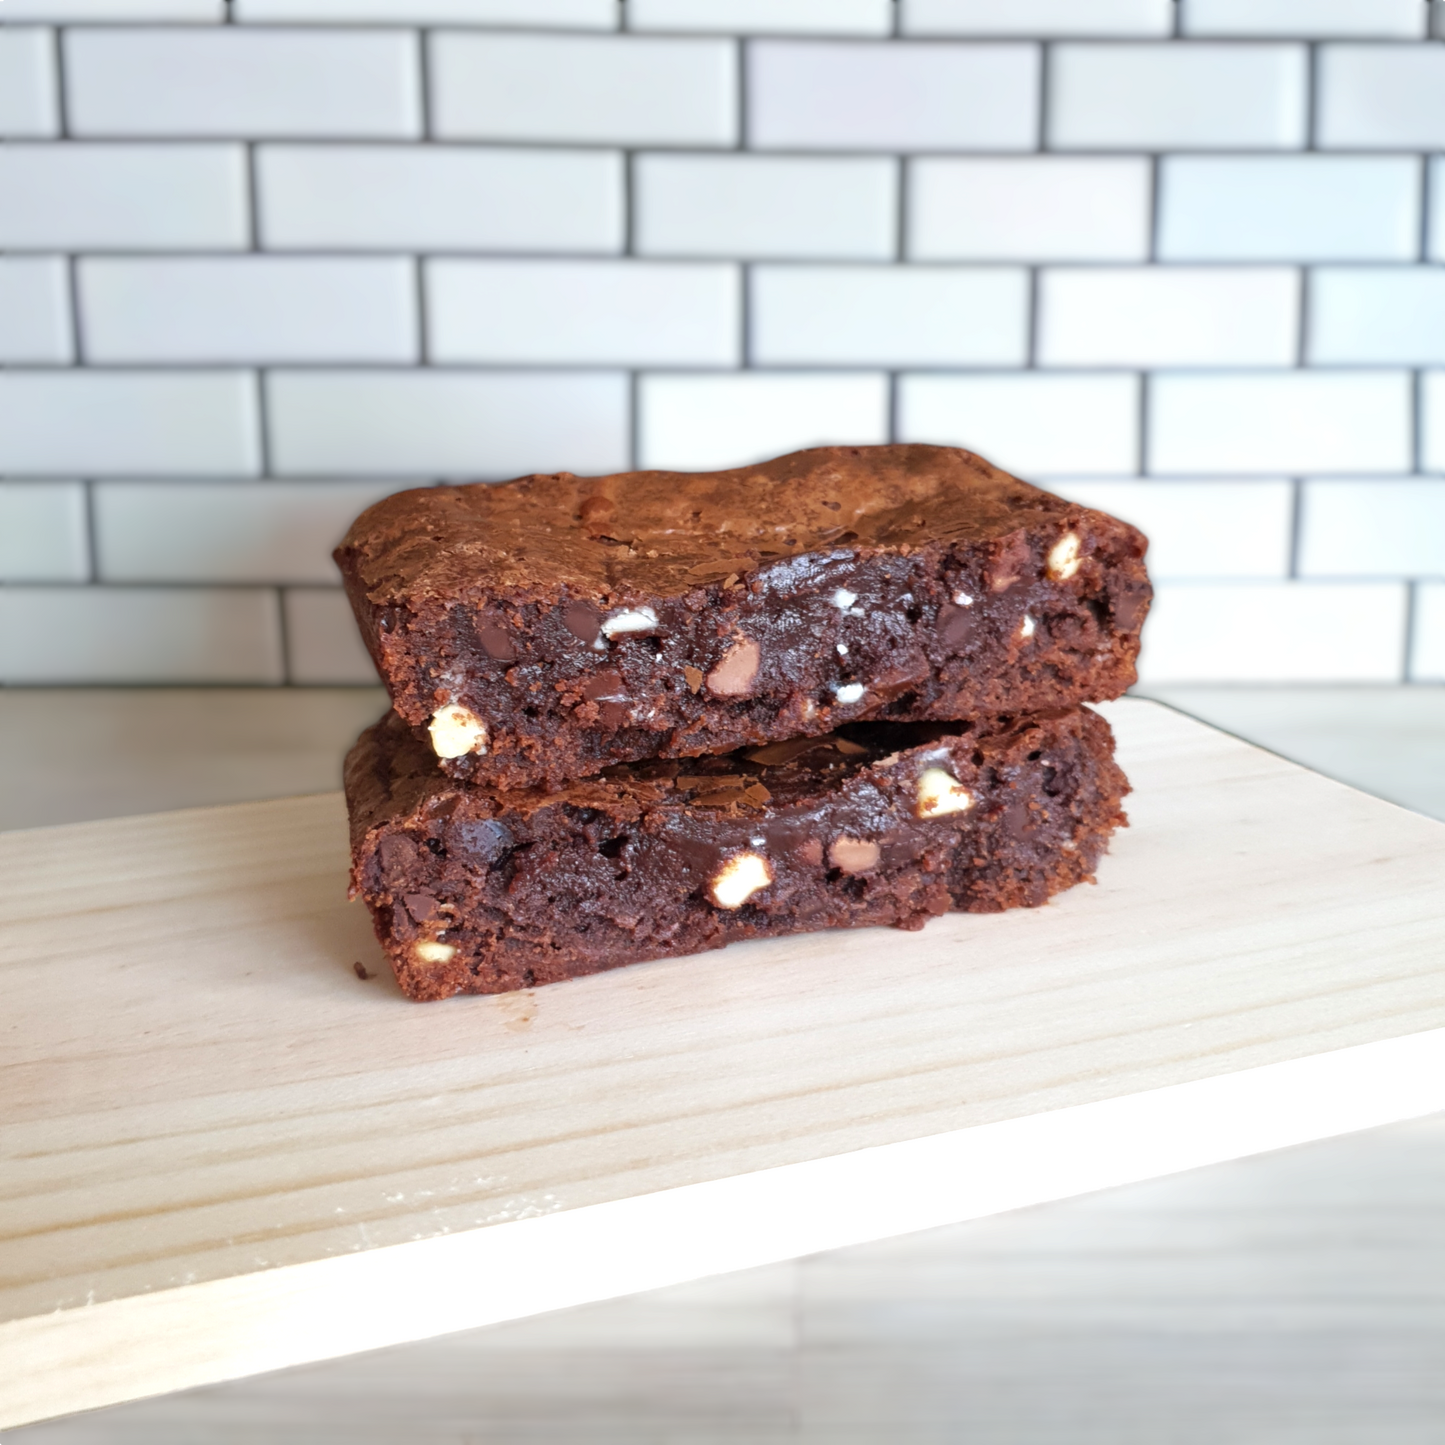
<box><xmin>336</xmin><ymin>443</ymin><xmax>1150</xmax><ymax>1000</ymax></box>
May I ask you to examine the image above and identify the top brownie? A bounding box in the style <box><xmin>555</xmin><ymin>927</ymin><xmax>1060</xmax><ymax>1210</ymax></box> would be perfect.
<box><xmin>336</xmin><ymin>443</ymin><xmax>1151</xmax><ymax>791</ymax></box>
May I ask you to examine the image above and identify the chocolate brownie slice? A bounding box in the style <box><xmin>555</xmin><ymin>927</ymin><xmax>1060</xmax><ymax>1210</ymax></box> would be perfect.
<box><xmin>345</xmin><ymin>705</ymin><xmax>1129</xmax><ymax>1001</ymax></box>
<box><xmin>335</xmin><ymin>443</ymin><xmax>1151</xmax><ymax>792</ymax></box>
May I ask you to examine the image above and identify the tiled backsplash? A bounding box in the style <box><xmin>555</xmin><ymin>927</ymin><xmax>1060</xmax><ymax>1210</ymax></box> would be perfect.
<box><xmin>2</xmin><ymin>0</ymin><xmax>1444</xmax><ymax>686</ymax></box>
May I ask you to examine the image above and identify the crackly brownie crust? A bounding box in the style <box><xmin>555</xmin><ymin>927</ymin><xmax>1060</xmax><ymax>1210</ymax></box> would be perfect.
<box><xmin>335</xmin><ymin>444</ymin><xmax>1151</xmax><ymax>792</ymax></box>
<box><xmin>345</xmin><ymin>705</ymin><xmax>1129</xmax><ymax>1001</ymax></box>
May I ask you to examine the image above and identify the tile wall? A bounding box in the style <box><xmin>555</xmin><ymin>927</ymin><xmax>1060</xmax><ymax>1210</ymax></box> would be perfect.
<box><xmin>2</xmin><ymin>0</ymin><xmax>1444</xmax><ymax>685</ymax></box>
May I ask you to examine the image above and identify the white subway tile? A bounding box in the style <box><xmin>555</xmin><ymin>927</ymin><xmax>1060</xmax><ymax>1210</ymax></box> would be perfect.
<box><xmin>749</xmin><ymin>40</ymin><xmax>1038</xmax><ymax>151</ymax></box>
<box><xmin>750</xmin><ymin>264</ymin><xmax>1028</xmax><ymax>367</ymax></box>
<box><xmin>1043</xmin><ymin>478</ymin><xmax>1293</xmax><ymax>579</ymax></box>
<box><xmin>1317</xmin><ymin>45</ymin><xmax>1445</xmax><ymax>151</ymax></box>
<box><xmin>0</xmin><ymin>257</ymin><xmax>72</xmax><ymax>365</ymax></box>
<box><xmin>1049</xmin><ymin>44</ymin><xmax>1307</xmax><ymax>151</ymax></box>
<box><xmin>1149</xmin><ymin>371</ymin><xmax>1412</xmax><ymax>475</ymax></box>
<box><xmin>1158</xmin><ymin>156</ymin><xmax>1420</xmax><ymax>261</ymax></box>
<box><xmin>1183</xmin><ymin>0</ymin><xmax>1427</xmax><ymax>38</ymax></box>
<box><xmin>257</xmin><ymin>145</ymin><xmax>622</xmax><ymax>253</ymax></box>
<box><xmin>1136</xmin><ymin>580</ymin><xmax>1407</xmax><ymax>683</ymax></box>
<box><xmin>1298</xmin><ymin>480</ymin><xmax>1445</xmax><ymax>578</ymax></box>
<box><xmin>1038</xmin><ymin>267</ymin><xmax>1299</xmax><ymax>368</ymax></box>
<box><xmin>2</xmin><ymin>1</ymin><xmax>222</xmax><ymax>18</ymax></box>
<box><xmin>637</xmin><ymin>372</ymin><xmax>889</xmax><ymax>472</ymax></box>
<box><xmin>904</xmin><ymin>0</ymin><xmax>1173</xmax><ymax>36</ymax></box>
<box><xmin>1309</xmin><ymin>269</ymin><xmax>1445</xmax><ymax>366</ymax></box>
<box><xmin>908</xmin><ymin>157</ymin><xmax>1151</xmax><ymax>262</ymax></box>
<box><xmin>283</xmin><ymin>588</ymin><xmax>380</xmax><ymax>686</ymax></box>
<box><xmin>0</xmin><ymin>587</ymin><xmax>284</xmax><ymax>685</ymax></box>
<box><xmin>430</xmin><ymin>33</ymin><xmax>734</xmax><ymax>147</ymax></box>
<box><xmin>266</xmin><ymin>371</ymin><xmax>629</xmax><ymax>477</ymax></box>
<box><xmin>628</xmin><ymin>0</ymin><xmax>891</xmax><ymax>34</ymax></box>
<box><xmin>426</xmin><ymin>260</ymin><xmax>738</xmax><ymax>366</ymax></box>
<box><xmin>78</xmin><ymin>257</ymin><xmax>417</xmax><ymax>365</ymax></box>
<box><xmin>64</xmin><ymin>28</ymin><xmax>419</xmax><ymax>140</ymax></box>
<box><xmin>237</xmin><ymin>0</ymin><xmax>616</xmax><ymax>23</ymax></box>
<box><xmin>0</xmin><ymin>372</ymin><xmax>260</xmax><ymax>477</ymax></box>
<box><xmin>1424</xmin><ymin>372</ymin><xmax>1445</xmax><ymax>473</ymax></box>
<box><xmin>94</xmin><ymin>481</ymin><xmax>399</xmax><ymax>583</ymax></box>
<box><xmin>0</xmin><ymin>482</ymin><xmax>89</xmax><ymax>583</ymax></box>
<box><xmin>0</xmin><ymin>28</ymin><xmax>58</xmax><ymax>138</ymax></box>
<box><xmin>897</xmin><ymin>373</ymin><xmax>1140</xmax><ymax>477</ymax></box>
<box><xmin>634</xmin><ymin>154</ymin><xmax>896</xmax><ymax>260</ymax></box>
<box><xmin>0</xmin><ymin>144</ymin><xmax>248</xmax><ymax>251</ymax></box>
<box><xmin>1412</xmin><ymin>583</ymin><xmax>1445</xmax><ymax>680</ymax></box>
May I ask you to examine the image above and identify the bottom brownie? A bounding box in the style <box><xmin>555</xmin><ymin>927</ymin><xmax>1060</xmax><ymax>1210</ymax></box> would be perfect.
<box><xmin>345</xmin><ymin>707</ymin><xmax>1129</xmax><ymax>1001</ymax></box>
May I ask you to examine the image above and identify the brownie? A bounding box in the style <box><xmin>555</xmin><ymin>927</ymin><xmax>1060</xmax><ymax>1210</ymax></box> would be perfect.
<box><xmin>335</xmin><ymin>443</ymin><xmax>1151</xmax><ymax>792</ymax></box>
<box><xmin>345</xmin><ymin>705</ymin><xmax>1129</xmax><ymax>1001</ymax></box>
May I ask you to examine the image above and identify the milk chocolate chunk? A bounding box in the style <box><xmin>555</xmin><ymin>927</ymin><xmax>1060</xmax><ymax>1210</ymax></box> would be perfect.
<box><xmin>335</xmin><ymin>444</ymin><xmax>1151</xmax><ymax>791</ymax></box>
<box><xmin>344</xmin><ymin>705</ymin><xmax>1129</xmax><ymax>1002</ymax></box>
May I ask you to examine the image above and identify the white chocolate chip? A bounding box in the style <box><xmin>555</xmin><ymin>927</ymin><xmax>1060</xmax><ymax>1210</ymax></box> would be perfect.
<box><xmin>915</xmin><ymin>767</ymin><xmax>974</xmax><ymax>819</ymax></box>
<box><xmin>831</xmin><ymin>588</ymin><xmax>857</xmax><ymax>609</ymax></box>
<box><xmin>1020</xmin><ymin>614</ymin><xmax>1036</xmax><ymax>640</ymax></box>
<box><xmin>1047</xmin><ymin>532</ymin><xmax>1082</xmax><ymax>581</ymax></box>
<box><xmin>953</xmin><ymin>591</ymin><xmax>974</xmax><ymax>606</ymax></box>
<box><xmin>600</xmin><ymin>607</ymin><xmax>659</xmax><ymax>640</ymax></box>
<box><xmin>709</xmin><ymin>851</ymin><xmax>773</xmax><ymax>909</ymax></box>
<box><xmin>836</xmin><ymin>643</ymin><xmax>849</xmax><ymax>656</ymax></box>
<box><xmin>833</xmin><ymin>682</ymin><xmax>865</xmax><ymax>704</ymax></box>
<box><xmin>429</xmin><ymin>703</ymin><xmax>488</xmax><ymax>759</ymax></box>
<box><xmin>413</xmin><ymin>940</ymin><xmax>456</xmax><ymax>965</ymax></box>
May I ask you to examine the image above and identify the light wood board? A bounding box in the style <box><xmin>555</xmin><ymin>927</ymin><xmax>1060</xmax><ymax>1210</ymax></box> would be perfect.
<box><xmin>2</xmin><ymin>699</ymin><xmax>1443</xmax><ymax>1428</ymax></box>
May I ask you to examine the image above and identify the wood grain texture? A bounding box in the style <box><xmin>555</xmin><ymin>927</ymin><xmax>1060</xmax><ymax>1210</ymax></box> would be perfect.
<box><xmin>2</xmin><ymin>700</ymin><xmax>1443</xmax><ymax>1427</ymax></box>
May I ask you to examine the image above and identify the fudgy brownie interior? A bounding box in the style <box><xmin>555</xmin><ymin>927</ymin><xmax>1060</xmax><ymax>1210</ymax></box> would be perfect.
<box><xmin>346</xmin><ymin>706</ymin><xmax>1129</xmax><ymax>1000</ymax></box>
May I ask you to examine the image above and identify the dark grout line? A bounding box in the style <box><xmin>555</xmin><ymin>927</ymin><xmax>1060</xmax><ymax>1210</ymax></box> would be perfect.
<box><xmin>1025</xmin><ymin>265</ymin><xmax>1041</xmax><ymax>369</ymax></box>
<box><xmin>418</xmin><ymin>28</ymin><xmax>434</xmax><ymax>142</ymax></box>
<box><xmin>255</xmin><ymin>369</ymin><xmax>273</xmax><ymax>477</ymax></box>
<box><xmin>622</xmin><ymin>150</ymin><xmax>636</xmax><ymax>256</ymax></box>
<box><xmin>1419</xmin><ymin>155</ymin><xmax>1433</xmax><ymax>262</ymax></box>
<box><xmin>1296</xmin><ymin>265</ymin><xmax>1310</xmax><ymax>368</ymax></box>
<box><xmin>1287</xmin><ymin>477</ymin><xmax>1304</xmax><ymax>578</ymax></box>
<box><xmin>739</xmin><ymin>260</ymin><xmax>752</xmax><ymax>367</ymax></box>
<box><xmin>628</xmin><ymin>369</ymin><xmax>641</xmax><ymax>470</ymax></box>
<box><xmin>275</xmin><ymin>584</ymin><xmax>294</xmax><ymax>684</ymax></box>
<box><xmin>887</xmin><ymin>370</ymin><xmax>900</xmax><ymax>443</ymax></box>
<box><xmin>245</xmin><ymin>143</ymin><xmax>261</xmax><ymax>251</ymax></box>
<box><xmin>83</xmin><ymin>478</ymin><xmax>100</xmax><ymax>585</ymax></box>
<box><xmin>1402</xmin><ymin>579</ymin><xmax>1419</xmax><ymax>681</ymax></box>
<box><xmin>413</xmin><ymin>256</ymin><xmax>429</xmax><ymax>364</ymax></box>
<box><xmin>1137</xmin><ymin>370</ymin><xmax>1150</xmax><ymax>476</ymax></box>
<box><xmin>1037</xmin><ymin>40</ymin><xmax>1050</xmax><ymax>152</ymax></box>
<box><xmin>54</xmin><ymin>26</ymin><xmax>71</xmax><ymax>139</ymax></box>
<box><xmin>1412</xmin><ymin>368</ymin><xmax>1426</xmax><ymax>473</ymax></box>
<box><xmin>65</xmin><ymin>255</ymin><xmax>86</xmax><ymax>365</ymax></box>
<box><xmin>1306</xmin><ymin>41</ymin><xmax>1320</xmax><ymax>151</ymax></box>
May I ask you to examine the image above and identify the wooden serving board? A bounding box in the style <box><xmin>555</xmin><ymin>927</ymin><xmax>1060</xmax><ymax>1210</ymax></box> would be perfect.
<box><xmin>3</xmin><ymin>699</ymin><xmax>1444</xmax><ymax>1429</ymax></box>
